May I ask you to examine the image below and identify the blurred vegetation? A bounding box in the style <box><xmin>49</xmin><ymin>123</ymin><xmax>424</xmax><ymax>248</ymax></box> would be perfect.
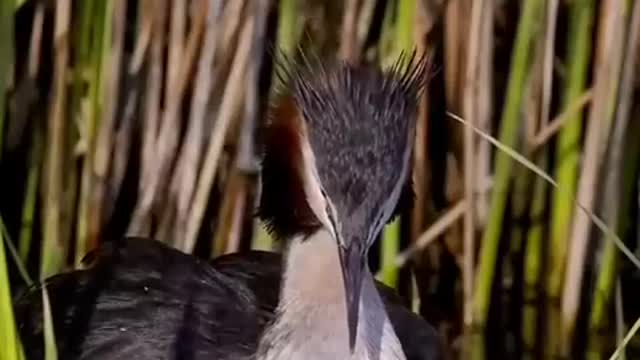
<box><xmin>1</xmin><ymin>0</ymin><xmax>640</xmax><ymax>359</ymax></box>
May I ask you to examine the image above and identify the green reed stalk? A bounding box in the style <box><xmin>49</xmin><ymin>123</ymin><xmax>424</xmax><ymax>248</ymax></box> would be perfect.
<box><xmin>546</xmin><ymin>0</ymin><xmax>594</xmax><ymax>354</ymax></box>
<box><xmin>18</xmin><ymin>130</ymin><xmax>42</xmax><ymax>263</ymax></box>
<box><xmin>1</xmin><ymin>218</ymin><xmax>24</xmax><ymax>360</ymax></box>
<box><xmin>0</xmin><ymin>0</ymin><xmax>14</xmax><ymax>163</ymax></box>
<box><xmin>75</xmin><ymin>0</ymin><xmax>110</xmax><ymax>266</ymax></box>
<box><xmin>472</xmin><ymin>0</ymin><xmax>545</xmax><ymax>328</ymax></box>
<box><xmin>522</xmin><ymin>153</ymin><xmax>548</xmax><ymax>353</ymax></box>
<box><xmin>380</xmin><ymin>0</ymin><xmax>416</xmax><ymax>288</ymax></box>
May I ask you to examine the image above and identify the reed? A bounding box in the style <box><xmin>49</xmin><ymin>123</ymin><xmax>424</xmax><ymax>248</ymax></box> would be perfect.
<box><xmin>0</xmin><ymin>0</ymin><xmax>14</xmax><ymax>163</ymax></box>
<box><xmin>1</xmin><ymin>218</ymin><xmax>25</xmax><ymax>360</ymax></box>
<box><xmin>472</xmin><ymin>0</ymin><xmax>545</xmax><ymax>329</ymax></box>
<box><xmin>379</xmin><ymin>0</ymin><xmax>416</xmax><ymax>289</ymax></box>
<box><xmin>589</xmin><ymin>2</ymin><xmax>640</xmax><ymax>353</ymax></box>
<box><xmin>547</xmin><ymin>0</ymin><xmax>595</xmax><ymax>355</ymax></box>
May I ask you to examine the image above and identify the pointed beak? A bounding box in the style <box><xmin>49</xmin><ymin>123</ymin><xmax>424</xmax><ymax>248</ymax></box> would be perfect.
<box><xmin>337</xmin><ymin>242</ymin><xmax>365</xmax><ymax>353</ymax></box>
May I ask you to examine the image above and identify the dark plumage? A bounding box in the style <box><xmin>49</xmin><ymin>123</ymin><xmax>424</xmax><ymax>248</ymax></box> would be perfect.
<box><xmin>14</xmin><ymin>237</ymin><xmax>444</xmax><ymax>360</ymax></box>
<box><xmin>258</xmin><ymin>95</ymin><xmax>324</xmax><ymax>240</ymax></box>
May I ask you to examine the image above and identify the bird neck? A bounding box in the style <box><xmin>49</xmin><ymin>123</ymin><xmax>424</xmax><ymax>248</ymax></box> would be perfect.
<box><xmin>256</xmin><ymin>229</ymin><xmax>405</xmax><ymax>360</ymax></box>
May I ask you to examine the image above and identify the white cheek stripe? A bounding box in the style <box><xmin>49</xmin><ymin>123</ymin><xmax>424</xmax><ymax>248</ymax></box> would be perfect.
<box><xmin>299</xmin><ymin>133</ymin><xmax>336</xmax><ymax>239</ymax></box>
<box><xmin>371</xmin><ymin>127</ymin><xmax>415</xmax><ymax>242</ymax></box>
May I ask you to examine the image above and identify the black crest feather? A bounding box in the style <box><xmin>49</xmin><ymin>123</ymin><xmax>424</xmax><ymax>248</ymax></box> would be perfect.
<box><xmin>259</xmin><ymin>49</ymin><xmax>433</xmax><ymax>241</ymax></box>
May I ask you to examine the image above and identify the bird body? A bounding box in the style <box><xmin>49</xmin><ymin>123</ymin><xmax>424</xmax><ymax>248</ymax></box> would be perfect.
<box><xmin>15</xmin><ymin>237</ymin><xmax>442</xmax><ymax>360</ymax></box>
<box><xmin>16</xmin><ymin>238</ymin><xmax>266</xmax><ymax>360</ymax></box>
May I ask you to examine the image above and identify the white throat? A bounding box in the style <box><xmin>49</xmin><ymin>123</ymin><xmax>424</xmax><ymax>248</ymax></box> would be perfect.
<box><xmin>256</xmin><ymin>229</ymin><xmax>406</xmax><ymax>360</ymax></box>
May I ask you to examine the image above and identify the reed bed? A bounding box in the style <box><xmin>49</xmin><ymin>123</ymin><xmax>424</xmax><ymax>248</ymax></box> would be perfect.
<box><xmin>1</xmin><ymin>0</ymin><xmax>640</xmax><ymax>359</ymax></box>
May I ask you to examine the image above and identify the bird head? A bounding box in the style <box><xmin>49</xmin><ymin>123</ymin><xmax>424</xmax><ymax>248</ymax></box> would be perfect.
<box><xmin>259</xmin><ymin>50</ymin><xmax>431</xmax><ymax>352</ymax></box>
